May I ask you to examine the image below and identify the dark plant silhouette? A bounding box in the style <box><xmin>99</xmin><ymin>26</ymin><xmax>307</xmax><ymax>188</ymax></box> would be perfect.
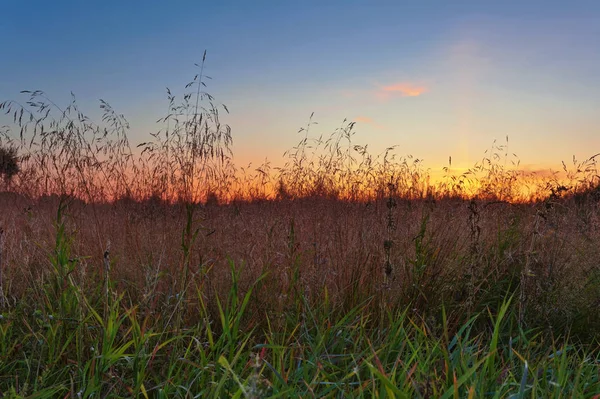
<box><xmin>0</xmin><ymin>145</ymin><xmax>19</xmax><ymax>183</ymax></box>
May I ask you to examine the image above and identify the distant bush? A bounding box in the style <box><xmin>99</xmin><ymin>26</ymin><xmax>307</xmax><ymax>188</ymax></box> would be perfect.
<box><xmin>0</xmin><ymin>145</ymin><xmax>19</xmax><ymax>183</ymax></box>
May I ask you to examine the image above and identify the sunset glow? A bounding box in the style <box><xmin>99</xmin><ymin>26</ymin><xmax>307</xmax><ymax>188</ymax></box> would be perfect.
<box><xmin>1</xmin><ymin>1</ymin><xmax>599</xmax><ymax>200</ymax></box>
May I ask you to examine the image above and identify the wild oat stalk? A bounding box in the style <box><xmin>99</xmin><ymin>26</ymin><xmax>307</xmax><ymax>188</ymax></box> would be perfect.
<box><xmin>103</xmin><ymin>241</ymin><xmax>111</xmax><ymax>323</ymax></box>
<box><xmin>383</xmin><ymin>180</ymin><xmax>397</xmax><ymax>285</ymax></box>
<box><xmin>0</xmin><ymin>227</ymin><xmax>4</xmax><ymax>309</ymax></box>
<box><xmin>466</xmin><ymin>199</ymin><xmax>480</xmax><ymax>312</ymax></box>
<box><xmin>139</xmin><ymin>50</ymin><xmax>232</xmax><ymax>204</ymax></box>
<box><xmin>0</xmin><ymin>91</ymin><xmax>134</xmax><ymax>202</ymax></box>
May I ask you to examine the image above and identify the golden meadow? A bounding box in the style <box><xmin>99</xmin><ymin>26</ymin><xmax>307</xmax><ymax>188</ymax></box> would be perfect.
<box><xmin>0</xmin><ymin>60</ymin><xmax>599</xmax><ymax>397</ymax></box>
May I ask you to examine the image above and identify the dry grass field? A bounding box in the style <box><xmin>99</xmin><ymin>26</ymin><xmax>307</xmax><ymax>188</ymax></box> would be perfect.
<box><xmin>0</xmin><ymin>66</ymin><xmax>599</xmax><ymax>397</ymax></box>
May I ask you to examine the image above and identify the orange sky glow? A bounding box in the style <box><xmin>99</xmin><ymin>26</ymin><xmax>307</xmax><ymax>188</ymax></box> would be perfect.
<box><xmin>2</xmin><ymin>2</ymin><xmax>599</xmax><ymax>203</ymax></box>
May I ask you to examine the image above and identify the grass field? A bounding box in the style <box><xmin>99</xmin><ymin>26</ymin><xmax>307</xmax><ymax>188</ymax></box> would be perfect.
<box><xmin>0</xmin><ymin>65</ymin><xmax>599</xmax><ymax>397</ymax></box>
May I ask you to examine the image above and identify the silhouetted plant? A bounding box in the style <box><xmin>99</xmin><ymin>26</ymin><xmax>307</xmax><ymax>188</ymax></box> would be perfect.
<box><xmin>0</xmin><ymin>145</ymin><xmax>19</xmax><ymax>183</ymax></box>
<box><xmin>0</xmin><ymin>91</ymin><xmax>134</xmax><ymax>201</ymax></box>
<box><xmin>139</xmin><ymin>50</ymin><xmax>232</xmax><ymax>204</ymax></box>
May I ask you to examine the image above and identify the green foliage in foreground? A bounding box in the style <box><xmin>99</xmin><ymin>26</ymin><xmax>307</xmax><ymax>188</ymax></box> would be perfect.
<box><xmin>0</xmin><ymin>206</ymin><xmax>599</xmax><ymax>398</ymax></box>
<box><xmin>2</xmin><ymin>285</ymin><xmax>599</xmax><ymax>399</ymax></box>
<box><xmin>1</xmin><ymin>287</ymin><xmax>600</xmax><ymax>398</ymax></box>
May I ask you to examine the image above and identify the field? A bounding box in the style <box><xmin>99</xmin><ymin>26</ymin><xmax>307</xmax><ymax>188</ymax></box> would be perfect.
<box><xmin>0</xmin><ymin>69</ymin><xmax>599</xmax><ymax>397</ymax></box>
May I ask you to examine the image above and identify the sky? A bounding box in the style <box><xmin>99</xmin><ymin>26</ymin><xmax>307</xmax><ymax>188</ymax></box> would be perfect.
<box><xmin>2</xmin><ymin>1</ymin><xmax>600</xmax><ymax>176</ymax></box>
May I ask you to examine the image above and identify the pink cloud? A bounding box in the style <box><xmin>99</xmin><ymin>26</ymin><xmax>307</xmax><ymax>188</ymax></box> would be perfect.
<box><xmin>376</xmin><ymin>82</ymin><xmax>428</xmax><ymax>101</ymax></box>
<box><xmin>354</xmin><ymin>116</ymin><xmax>386</xmax><ymax>130</ymax></box>
<box><xmin>382</xmin><ymin>83</ymin><xmax>427</xmax><ymax>96</ymax></box>
<box><xmin>339</xmin><ymin>82</ymin><xmax>428</xmax><ymax>103</ymax></box>
<box><xmin>354</xmin><ymin>116</ymin><xmax>373</xmax><ymax>123</ymax></box>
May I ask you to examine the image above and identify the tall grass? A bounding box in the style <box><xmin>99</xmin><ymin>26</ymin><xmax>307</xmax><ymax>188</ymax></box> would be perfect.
<box><xmin>0</xmin><ymin>225</ymin><xmax>598</xmax><ymax>397</ymax></box>
<box><xmin>0</xmin><ymin>57</ymin><xmax>599</xmax><ymax>397</ymax></box>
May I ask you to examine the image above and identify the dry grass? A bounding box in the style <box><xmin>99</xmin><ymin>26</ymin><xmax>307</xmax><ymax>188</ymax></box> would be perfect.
<box><xmin>0</xmin><ymin>58</ymin><xmax>599</xmax><ymax>396</ymax></box>
<box><xmin>1</xmin><ymin>55</ymin><xmax>599</xmax><ymax>335</ymax></box>
<box><xmin>1</xmin><ymin>188</ymin><xmax>599</xmax><ymax>336</ymax></box>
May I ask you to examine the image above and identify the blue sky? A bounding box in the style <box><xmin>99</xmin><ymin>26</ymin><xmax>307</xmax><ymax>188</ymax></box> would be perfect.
<box><xmin>2</xmin><ymin>1</ymin><xmax>600</xmax><ymax>173</ymax></box>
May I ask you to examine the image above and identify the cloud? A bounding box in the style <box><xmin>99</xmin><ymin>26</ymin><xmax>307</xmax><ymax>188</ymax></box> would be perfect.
<box><xmin>354</xmin><ymin>115</ymin><xmax>386</xmax><ymax>130</ymax></box>
<box><xmin>376</xmin><ymin>82</ymin><xmax>427</xmax><ymax>101</ymax></box>
<box><xmin>382</xmin><ymin>83</ymin><xmax>427</xmax><ymax>96</ymax></box>
<box><xmin>354</xmin><ymin>116</ymin><xmax>373</xmax><ymax>123</ymax></box>
<box><xmin>337</xmin><ymin>81</ymin><xmax>427</xmax><ymax>105</ymax></box>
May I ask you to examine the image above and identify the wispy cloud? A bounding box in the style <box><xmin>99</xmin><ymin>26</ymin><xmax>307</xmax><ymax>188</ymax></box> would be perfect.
<box><xmin>376</xmin><ymin>82</ymin><xmax>427</xmax><ymax>101</ymax></box>
<box><xmin>354</xmin><ymin>116</ymin><xmax>373</xmax><ymax>123</ymax></box>
<box><xmin>354</xmin><ymin>115</ymin><xmax>386</xmax><ymax>130</ymax></box>
<box><xmin>337</xmin><ymin>81</ymin><xmax>428</xmax><ymax>104</ymax></box>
